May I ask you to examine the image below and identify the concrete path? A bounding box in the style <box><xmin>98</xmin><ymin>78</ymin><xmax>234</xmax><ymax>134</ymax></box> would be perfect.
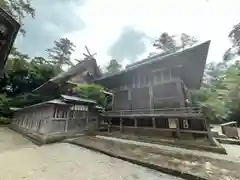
<box><xmin>97</xmin><ymin>135</ymin><xmax>240</xmax><ymax>163</ymax></box>
<box><xmin>0</xmin><ymin>127</ymin><xmax>182</xmax><ymax>180</ymax></box>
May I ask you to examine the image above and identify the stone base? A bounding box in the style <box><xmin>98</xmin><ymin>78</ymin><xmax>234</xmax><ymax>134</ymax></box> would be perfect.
<box><xmin>216</xmin><ymin>138</ymin><xmax>240</xmax><ymax>145</ymax></box>
<box><xmin>96</xmin><ymin>131</ymin><xmax>227</xmax><ymax>154</ymax></box>
<box><xmin>9</xmin><ymin>125</ymin><xmax>84</xmax><ymax>145</ymax></box>
<box><xmin>66</xmin><ymin>136</ymin><xmax>240</xmax><ymax>180</ymax></box>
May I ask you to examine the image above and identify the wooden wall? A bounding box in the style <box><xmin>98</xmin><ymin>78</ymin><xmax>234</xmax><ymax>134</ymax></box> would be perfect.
<box><xmin>12</xmin><ymin>103</ymin><xmax>99</xmax><ymax>136</ymax></box>
<box><xmin>111</xmin><ymin>65</ymin><xmax>186</xmax><ymax>110</ymax></box>
<box><xmin>12</xmin><ymin>104</ymin><xmax>54</xmax><ymax>134</ymax></box>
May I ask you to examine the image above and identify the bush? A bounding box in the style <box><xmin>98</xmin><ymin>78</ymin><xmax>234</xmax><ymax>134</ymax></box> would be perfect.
<box><xmin>73</xmin><ymin>84</ymin><xmax>107</xmax><ymax>107</ymax></box>
<box><xmin>0</xmin><ymin>116</ymin><xmax>10</xmax><ymax>124</ymax></box>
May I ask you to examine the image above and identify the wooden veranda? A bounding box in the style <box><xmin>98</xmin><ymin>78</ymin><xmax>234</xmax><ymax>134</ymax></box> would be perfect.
<box><xmin>101</xmin><ymin>106</ymin><xmax>214</xmax><ymax>143</ymax></box>
<box><xmin>104</xmin><ymin>107</ymin><xmax>203</xmax><ymax>118</ymax></box>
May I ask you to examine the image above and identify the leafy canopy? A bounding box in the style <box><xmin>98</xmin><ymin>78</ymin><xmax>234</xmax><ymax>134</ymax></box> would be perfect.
<box><xmin>1</xmin><ymin>0</ymin><xmax>35</xmax><ymax>34</ymax></box>
<box><xmin>105</xmin><ymin>59</ymin><xmax>122</xmax><ymax>74</ymax></box>
<box><xmin>73</xmin><ymin>84</ymin><xmax>106</xmax><ymax>107</ymax></box>
<box><xmin>46</xmin><ymin>38</ymin><xmax>76</xmax><ymax>71</ymax></box>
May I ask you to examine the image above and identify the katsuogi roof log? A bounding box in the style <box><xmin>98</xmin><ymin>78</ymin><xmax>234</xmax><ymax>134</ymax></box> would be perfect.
<box><xmin>95</xmin><ymin>41</ymin><xmax>211</xmax><ymax>90</ymax></box>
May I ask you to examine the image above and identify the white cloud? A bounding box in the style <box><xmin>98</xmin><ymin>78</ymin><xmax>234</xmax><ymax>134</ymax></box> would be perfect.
<box><xmin>27</xmin><ymin>0</ymin><xmax>240</xmax><ymax>67</ymax></box>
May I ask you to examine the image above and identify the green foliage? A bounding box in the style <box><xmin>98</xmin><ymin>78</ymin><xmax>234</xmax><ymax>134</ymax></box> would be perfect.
<box><xmin>153</xmin><ymin>32</ymin><xmax>198</xmax><ymax>54</ymax></box>
<box><xmin>193</xmin><ymin>60</ymin><xmax>240</xmax><ymax>124</ymax></box>
<box><xmin>73</xmin><ymin>84</ymin><xmax>112</xmax><ymax>111</ymax></box>
<box><xmin>0</xmin><ymin>48</ymin><xmax>58</xmax><ymax>117</ymax></box>
<box><xmin>0</xmin><ymin>116</ymin><xmax>10</xmax><ymax>124</ymax></box>
<box><xmin>106</xmin><ymin>59</ymin><xmax>122</xmax><ymax>74</ymax></box>
<box><xmin>1</xmin><ymin>0</ymin><xmax>35</xmax><ymax>35</ymax></box>
<box><xmin>192</xmin><ymin>21</ymin><xmax>240</xmax><ymax>124</ymax></box>
<box><xmin>73</xmin><ymin>84</ymin><xmax>110</xmax><ymax>109</ymax></box>
<box><xmin>1</xmin><ymin>48</ymin><xmax>57</xmax><ymax>97</ymax></box>
<box><xmin>46</xmin><ymin>38</ymin><xmax>76</xmax><ymax>71</ymax></box>
<box><xmin>153</xmin><ymin>32</ymin><xmax>178</xmax><ymax>53</ymax></box>
<box><xmin>180</xmin><ymin>33</ymin><xmax>198</xmax><ymax>50</ymax></box>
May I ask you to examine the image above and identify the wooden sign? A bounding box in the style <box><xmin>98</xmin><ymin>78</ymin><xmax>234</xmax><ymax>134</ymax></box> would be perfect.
<box><xmin>70</xmin><ymin>105</ymin><xmax>88</xmax><ymax>111</ymax></box>
<box><xmin>168</xmin><ymin>118</ymin><xmax>177</xmax><ymax>129</ymax></box>
<box><xmin>0</xmin><ymin>8</ymin><xmax>20</xmax><ymax>77</ymax></box>
<box><xmin>183</xmin><ymin>119</ymin><xmax>189</xmax><ymax>129</ymax></box>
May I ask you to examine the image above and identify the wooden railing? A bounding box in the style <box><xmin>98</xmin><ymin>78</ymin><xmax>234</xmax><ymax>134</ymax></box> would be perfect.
<box><xmin>103</xmin><ymin>107</ymin><xmax>203</xmax><ymax>117</ymax></box>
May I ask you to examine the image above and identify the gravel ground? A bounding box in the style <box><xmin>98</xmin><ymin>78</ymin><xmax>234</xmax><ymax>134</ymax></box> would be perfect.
<box><xmin>0</xmin><ymin>127</ymin><xmax>35</xmax><ymax>153</ymax></box>
<box><xmin>0</xmin><ymin>127</ymin><xmax>182</xmax><ymax>180</ymax></box>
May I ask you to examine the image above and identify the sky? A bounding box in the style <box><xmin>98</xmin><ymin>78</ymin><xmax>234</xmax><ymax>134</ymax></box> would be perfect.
<box><xmin>16</xmin><ymin>0</ymin><xmax>240</xmax><ymax>69</ymax></box>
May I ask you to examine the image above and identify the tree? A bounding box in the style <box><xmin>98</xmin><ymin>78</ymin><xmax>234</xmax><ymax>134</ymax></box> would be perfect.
<box><xmin>0</xmin><ymin>47</ymin><xmax>58</xmax><ymax>119</ymax></box>
<box><xmin>229</xmin><ymin>23</ymin><xmax>240</xmax><ymax>48</ymax></box>
<box><xmin>1</xmin><ymin>0</ymin><xmax>35</xmax><ymax>34</ymax></box>
<box><xmin>106</xmin><ymin>59</ymin><xmax>122</xmax><ymax>74</ymax></box>
<box><xmin>153</xmin><ymin>32</ymin><xmax>178</xmax><ymax>53</ymax></box>
<box><xmin>223</xmin><ymin>22</ymin><xmax>240</xmax><ymax>62</ymax></box>
<box><xmin>46</xmin><ymin>38</ymin><xmax>76</xmax><ymax>71</ymax></box>
<box><xmin>180</xmin><ymin>33</ymin><xmax>198</xmax><ymax>50</ymax></box>
<box><xmin>192</xmin><ymin>59</ymin><xmax>240</xmax><ymax>124</ymax></box>
<box><xmin>153</xmin><ymin>32</ymin><xmax>198</xmax><ymax>54</ymax></box>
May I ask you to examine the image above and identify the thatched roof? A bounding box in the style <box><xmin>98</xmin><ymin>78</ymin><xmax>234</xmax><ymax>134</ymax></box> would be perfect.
<box><xmin>94</xmin><ymin>40</ymin><xmax>211</xmax><ymax>89</ymax></box>
<box><xmin>0</xmin><ymin>7</ymin><xmax>20</xmax><ymax>77</ymax></box>
<box><xmin>33</xmin><ymin>57</ymin><xmax>101</xmax><ymax>93</ymax></box>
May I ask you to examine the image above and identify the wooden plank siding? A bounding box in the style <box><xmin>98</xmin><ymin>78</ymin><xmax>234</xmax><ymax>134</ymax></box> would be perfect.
<box><xmin>111</xmin><ymin>65</ymin><xmax>187</xmax><ymax>111</ymax></box>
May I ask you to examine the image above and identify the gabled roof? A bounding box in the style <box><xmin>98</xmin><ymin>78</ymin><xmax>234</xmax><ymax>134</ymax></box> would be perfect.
<box><xmin>95</xmin><ymin>40</ymin><xmax>211</xmax><ymax>89</ymax></box>
<box><xmin>33</xmin><ymin>57</ymin><xmax>101</xmax><ymax>93</ymax></box>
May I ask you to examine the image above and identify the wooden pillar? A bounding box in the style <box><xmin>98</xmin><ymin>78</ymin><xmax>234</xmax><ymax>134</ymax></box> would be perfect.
<box><xmin>128</xmin><ymin>89</ymin><xmax>131</xmax><ymax>101</ymax></box>
<box><xmin>86</xmin><ymin>110</ymin><xmax>89</xmax><ymax>130</ymax></box>
<box><xmin>203</xmin><ymin>118</ymin><xmax>215</xmax><ymax>145</ymax></box>
<box><xmin>65</xmin><ymin>110</ymin><xmax>70</xmax><ymax>132</ymax></box>
<box><xmin>134</xmin><ymin>118</ymin><xmax>137</xmax><ymax>127</ymax></box>
<box><xmin>176</xmin><ymin>80</ymin><xmax>185</xmax><ymax>107</ymax></box>
<box><xmin>112</xmin><ymin>93</ymin><xmax>115</xmax><ymax>110</ymax></box>
<box><xmin>120</xmin><ymin>117</ymin><xmax>123</xmax><ymax>132</ymax></box>
<box><xmin>107</xmin><ymin>117</ymin><xmax>111</xmax><ymax>132</ymax></box>
<box><xmin>97</xmin><ymin>115</ymin><xmax>101</xmax><ymax>129</ymax></box>
<box><xmin>176</xmin><ymin>118</ymin><xmax>181</xmax><ymax>138</ymax></box>
<box><xmin>152</xmin><ymin>117</ymin><xmax>156</xmax><ymax>128</ymax></box>
<box><xmin>149</xmin><ymin>85</ymin><xmax>153</xmax><ymax>109</ymax></box>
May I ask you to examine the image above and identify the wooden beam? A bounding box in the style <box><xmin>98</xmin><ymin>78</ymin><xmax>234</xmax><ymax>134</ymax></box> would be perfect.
<box><xmin>109</xmin><ymin>125</ymin><xmax>176</xmax><ymax>132</ymax></box>
<box><xmin>179</xmin><ymin>129</ymin><xmax>208</xmax><ymax>134</ymax></box>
